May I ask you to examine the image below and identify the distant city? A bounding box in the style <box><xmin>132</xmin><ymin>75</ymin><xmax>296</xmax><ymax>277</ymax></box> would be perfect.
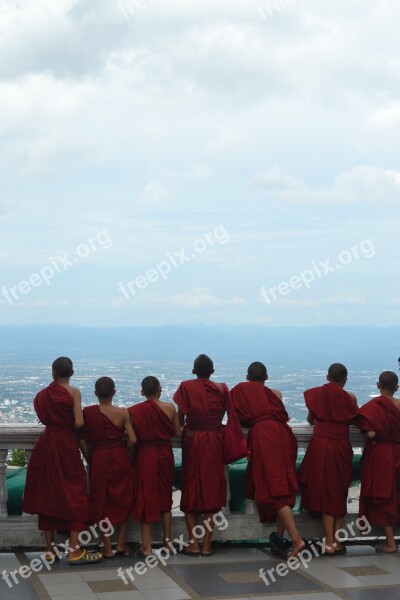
<box><xmin>0</xmin><ymin>324</ymin><xmax>398</xmax><ymax>423</ymax></box>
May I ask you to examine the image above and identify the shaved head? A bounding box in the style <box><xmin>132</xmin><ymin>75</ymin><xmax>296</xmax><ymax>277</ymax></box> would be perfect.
<box><xmin>52</xmin><ymin>356</ymin><xmax>73</xmax><ymax>378</ymax></box>
<box><xmin>378</xmin><ymin>371</ymin><xmax>398</xmax><ymax>393</ymax></box>
<box><xmin>247</xmin><ymin>362</ymin><xmax>267</xmax><ymax>382</ymax></box>
<box><xmin>327</xmin><ymin>363</ymin><xmax>348</xmax><ymax>384</ymax></box>
<box><xmin>95</xmin><ymin>377</ymin><xmax>115</xmax><ymax>399</ymax></box>
<box><xmin>141</xmin><ymin>376</ymin><xmax>161</xmax><ymax>397</ymax></box>
<box><xmin>193</xmin><ymin>354</ymin><xmax>214</xmax><ymax>378</ymax></box>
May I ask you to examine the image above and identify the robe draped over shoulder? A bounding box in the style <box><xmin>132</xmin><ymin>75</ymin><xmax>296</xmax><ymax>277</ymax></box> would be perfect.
<box><xmin>23</xmin><ymin>382</ymin><xmax>90</xmax><ymax>531</ymax></box>
<box><xmin>129</xmin><ymin>401</ymin><xmax>175</xmax><ymax>522</ymax></box>
<box><xmin>231</xmin><ymin>381</ymin><xmax>298</xmax><ymax>522</ymax></box>
<box><xmin>82</xmin><ymin>405</ymin><xmax>134</xmax><ymax>525</ymax></box>
<box><xmin>174</xmin><ymin>379</ymin><xmax>227</xmax><ymax>514</ymax></box>
<box><xmin>357</xmin><ymin>395</ymin><xmax>400</xmax><ymax>526</ymax></box>
<box><xmin>298</xmin><ymin>383</ymin><xmax>357</xmax><ymax>517</ymax></box>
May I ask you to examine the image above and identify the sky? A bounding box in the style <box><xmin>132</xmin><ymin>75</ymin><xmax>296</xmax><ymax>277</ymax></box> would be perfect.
<box><xmin>0</xmin><ymin>0</ymin><xmax>399</xmax><ymax>327</ymax></box>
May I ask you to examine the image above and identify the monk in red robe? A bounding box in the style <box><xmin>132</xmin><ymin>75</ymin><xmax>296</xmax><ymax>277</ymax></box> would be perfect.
<box><xmin>298</xmin><ymin>363</ymin><xmax>358</xmax><ymax>554</ymax></box>
<box><xmin>174</xmin><ymin>354</ymin><xmax>228</xmax><ymax>556</ymax></box>
<box><xmin>129</xmin><ymin>376</ymin><xmax>180</xmax><ymax>556</ymax></box>
<box><xmin>79</xmin><ymin>377</ymin><xmax>137</xmax><ymax>558</ymax></box>
<box><xmin>23</xmin><ymin>357</ymin><xmax>101</xmax><ymax>565</ymax></box>
<box><xmin>357</xmin><ymin>371</ymin><xmax>400</xmax><ymax>553</ymax></box>
<box><xmin>231</xmin><ymin>361</ymin><xmax>304</xmax><ymax>559</ymax></box>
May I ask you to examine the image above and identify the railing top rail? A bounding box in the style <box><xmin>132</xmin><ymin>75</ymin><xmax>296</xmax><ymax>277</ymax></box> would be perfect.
<box><xmin>0</xmin><ymin>423</ymin><xmax>366</xmax><ymax>450</ymax></box>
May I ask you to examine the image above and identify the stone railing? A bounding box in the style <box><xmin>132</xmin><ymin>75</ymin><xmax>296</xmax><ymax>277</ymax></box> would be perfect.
<box><xmin>0</xmin><ymin>424</ymin><xmax>367</xmax><ymax>547</ymax></box>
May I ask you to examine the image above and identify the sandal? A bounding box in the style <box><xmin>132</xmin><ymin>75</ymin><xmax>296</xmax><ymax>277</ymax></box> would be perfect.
<box><xmin>375</xmin><ymin>544</ymin><xmax>398</xmax><ymax>554</ymax></box>
<box><xmin>44</xmin><ymin>550</ymin><xmax>60</xmax><ymax>562</ymax></box>
<box><xmin>68</xmin><ymin>549</ymin><xmax>103</xmax><ymax>565</ymax></box>
<box><xmin>181</xmin><ymin>548</ymin><xmax>200</xmax><ymax>557</ymax></box>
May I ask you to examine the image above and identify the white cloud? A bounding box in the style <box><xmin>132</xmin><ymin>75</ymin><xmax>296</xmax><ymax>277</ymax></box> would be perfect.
<box><xmin>138</xmin><ymin>182</ymin><xmax>169</xmax><ymax>204</ymax></box>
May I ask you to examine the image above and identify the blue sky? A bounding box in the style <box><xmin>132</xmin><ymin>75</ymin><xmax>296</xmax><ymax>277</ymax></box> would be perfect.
<box><xmin>0</xmin><ymin>0</ymin><xmax>399</xmax><ymax>327</ymax></box>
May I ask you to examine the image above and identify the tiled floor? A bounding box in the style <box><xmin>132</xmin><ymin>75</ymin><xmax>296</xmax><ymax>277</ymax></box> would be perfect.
<box><xmin>2</xmin><ymin>545</ymin><xmax>400</xmax><ymax>599</ymax></box>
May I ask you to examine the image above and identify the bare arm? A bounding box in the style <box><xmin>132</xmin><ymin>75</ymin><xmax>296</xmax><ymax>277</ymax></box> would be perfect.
<box><xmin>79</xmin><ymin>439</ymin><xmax>91</xmax><ymax>464</ymax></box>
<box><xmin>172</xmin><ymin>408</ymin><xmax>181</xmax><ymax>438</ymax></box>
<box><xmin>72</xmin><ymin>389</ymin><xmax>84</xmax><ymax>430</ymax></box>
<box><xmin>178</xmin><ymin>409</ymin><xmax>185</xmax><ymax>427</ymax></box>
<box><xmin>348</xmin><ymin>391</ymin><xmax>359</xmax><ymax>410</ymax></box>
<box><xmin>123</xmin><ymin>410</ymin><xmax>137</xmax><ymax>447</ymax></box>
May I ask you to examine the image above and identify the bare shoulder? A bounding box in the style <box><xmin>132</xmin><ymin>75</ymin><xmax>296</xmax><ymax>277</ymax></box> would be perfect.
<box><xmin>67</xmin><ymin>385</ymin><xmax>81</xmax><ymax>400</ymax></box>
<box><xmin>271</xmin><ymin>388</ymin><xmax>283</xmax><ymax>400</ymax></box>
<box><xmin>161</xmin><ymin>401</ymin><xmax>176</xmax><ymax>415</ymax></box>
<box><xmin>348</xmin><ymin>391</ymin><xmax>357</xmax><ymax>400</ymax></box>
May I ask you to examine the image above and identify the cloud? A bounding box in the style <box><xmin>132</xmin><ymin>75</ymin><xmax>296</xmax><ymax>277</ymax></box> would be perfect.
<box><xmin>254</xmin><ymin>166</ymin><xmax>400</xmax><ymax>203</ymax></box>
<box><xmin>138</xmin><ymin>182</ymin><xmax>169</xmax><ymax>204</ymax></box>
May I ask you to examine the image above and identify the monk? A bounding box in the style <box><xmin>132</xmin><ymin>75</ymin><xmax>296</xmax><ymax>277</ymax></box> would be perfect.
<box><xmin>231</xmin><ymin>362</ymin><xmax>304</xmax><ymax>559</ymax></box>
<box><xmin>298</xmin><ymin>363</ymin><xmax>358</xmax><ymax>554</ymax></box>
<box><xmin>174</xmin><ymin>354</ymin><xmax>228</xmax><ymax>557</ymax></box>
<box><xmin>357</xmin><ymin>371</ymin><xmax>400</xmax><ymax>553</ymax></box>
<box><xmin>79</xmin><ymin>377</ymin><xmax>137</xmax><ymax>558</ymax></box>
<box><xmin>129</xmin><ymin>376</ymin><xmax>180</xmax><ymax>556</ymax></box>
<box><xmin>23</xmin><ymin>357</ymin><xmax>102</xmax><ymax>564</ymax></box>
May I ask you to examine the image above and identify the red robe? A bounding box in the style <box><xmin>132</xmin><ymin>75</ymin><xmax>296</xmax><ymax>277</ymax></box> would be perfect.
<box><xmin>128</xmin><ymin>401</ymin><xmax>175</xmax><ymax>522</ymax></box>
<box><xmin>357</xmin><ymin>395</ymin><xmax>400</xmax><ymax>526</ymax></box>
<box><xmin>174</xmin><ymin>379</ymin><xmax>227</xmax><ymax>513</ymax></box>
<box><xmin>298</xmin><ymin>383</ymin><xmax>357</xmax><ymax>517</ymax></box>
<box><xmin>82</xmin><ymin>406</ymin><xmax>134</xmax><ymax>525</ymax></box>
<box><xmin>231</xmin><ymin>382</ymin><xmax>298</xmax><ymax>522</ymax></box>
<box><xmin>23</xmin><ymin>382</ymin><xmax>90</xmax><ymax>531</ymax></box>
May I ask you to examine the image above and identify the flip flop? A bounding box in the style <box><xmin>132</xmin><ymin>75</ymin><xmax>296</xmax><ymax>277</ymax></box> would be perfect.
<box><xmin>181</xmin><ymin>548</ymin><xmax>200</xmax><ymax>557</ymax></box>
<box><xmin>134</xmin><ymin>548</ymin><xmax>152</xmax><ymax>558</ymax></box>
<box><xmin>375</xmin><ymin>544</ymin><xmax>398</xmax><ymax>554</ymax></box>
<box><xmin>101</xmin><ymin>553</ymin><xmax>115</xmax><ymax>559</ymax></box>
<box><xmin>115</xmin><ymin>548</ymin><xmax>136</xmax><ymax>558</ymax></box>
<box><xmin>44</xmin><ymin>550</ymin><xmax>60</xmax><ymax>562</ymax></box>
<box><xmin>68</xmin><ymin>549</ymin><xmax>103</xmax><ymax>565</ymax></box>
<box><xmin>269</xmin><ymin>532</ymin><xmax>289</xmax><ymax>560</ymax></box>
<box><xmin>200</xmin><ymin>551</ymin><xmax>213</xmax><ymax>557</ymax></box>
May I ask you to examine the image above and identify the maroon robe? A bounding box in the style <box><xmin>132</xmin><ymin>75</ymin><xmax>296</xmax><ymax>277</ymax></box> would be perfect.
<box><xmin>23</xmin><ymin>382</ymin><xmax>90</xmax><ymax>531</ymax></box>
<box><xmin>82</xmin><ymin>406</ymin><xmax>134</xmax><ymax>525</ymax></box>
<box><xmin>357</xmin><ymin>395</ymin><xmax>400</xmax><ymax>526</ymax></box>
<box><xmin>174</xmin><ymin>379</ymin><xmax>227</xmax><ymax>513</ymax></box>
<box><xmin>231</xmin><ymin>382</ymin><xmax>298</xmax><ymax>522</ymax></box>
<box><xmin>128</xmin><ymin>401</ymin><xmax>175</xmax><ymax>522</ymax></box>
<box><xmin>298</xmin><ymin>383</ymin><xmax>357</xmax><ymax>517</ymax></box>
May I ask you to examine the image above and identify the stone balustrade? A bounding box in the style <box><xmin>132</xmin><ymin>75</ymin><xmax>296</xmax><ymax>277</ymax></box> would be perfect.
<box><xmin>0</xmin><ymin>424</ymin><xmax>367</xmax><ymax>548</ymax></box>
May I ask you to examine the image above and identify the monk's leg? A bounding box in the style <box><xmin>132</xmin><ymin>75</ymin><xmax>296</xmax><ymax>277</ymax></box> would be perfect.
<box><xmin>116</xmin><ymin>520</ymin><xmax>130</xmax><ymax>553</ymax></box>
<box><xmin>69</xmin><ymin>531</ymin><xmax>82</xmax><ymax>559</ymax></box>
<box><xmin>321</xmin><ymin>513</ymin><xmax>335</xmax><ymax>552</ymax></box>
<box><xmin>276</xmin><ymin>514</ymin><xmax>285</xmax><ymax>537</ymax></box>
<box><xmin>102</xmin><ymin>532</ymin><xmax>113</xmax><ymax>557</ymax></box>
<box><xmin>184</xmin><ymin>514</ymin><xmax>201</xmax><ymax>553</ymax></box>
<box><xmin>383</xmin><ymin>525</ymin><xmax>397</xmax><ymax>551</ymax></box>
<box><xmin>161</xmin><ymin>511</ymin><xmax>172</xmax><ymax>548</ymax></box>
<box><xmin>140</xmin><ymin>521</ymin><xmax>152</xmax><ymax>555</ymax></box>
<box><xmin>277</xmin><ymin>506</ymin><xmax>305</xmax><ymax>558</ymax></box>
<box><xmin>44</xmin><ymin>530</ymin><xmax>55</xmax><ymax>553</ymax></box>
<box><xmin>201</xmin><ymin>513</ymin><xmax>215</xmax><ymax>555</ymax></box>
<box><xmin>333</xmin><ymin>516</ymin><xmax>345</xmax><ymax>551</ymax></box>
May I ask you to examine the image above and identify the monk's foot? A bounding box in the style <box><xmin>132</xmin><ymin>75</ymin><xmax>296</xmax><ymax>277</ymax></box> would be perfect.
<box><xmin>116</xmin><ymin>545</ymin><xmax>136</xmax><ymax>557</ymax></box>
<box><xmin>375</xmin><ymin>543</ymin><xmax>398</xmax><ymax>554</ymax></box>
<box><xmin>182</xmin><ymin>541</ymin><xmax>200</xmax><ymax>556</ymax></box>
<box><xmin>287</xmin><ymin>539</ymin><xmax>306</xmax><ymax>559</ymax></box>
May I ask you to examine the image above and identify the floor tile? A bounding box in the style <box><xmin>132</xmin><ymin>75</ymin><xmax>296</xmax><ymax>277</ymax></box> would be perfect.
<box><xmin>96</xmin><ymin>592</ymin><xmax>146</xmax><ymax>600</ymax></box>
<box><xmin>345</xmin><ymin>589</ymin><xmax>400</xmax><ymax>600</ymax></box>
<box><xmin>42</xmin><ymin>581</ymin><xmax>93</xmax><ymax>595</ymax></box>
<box><xmin>140</xmin><ymin>589</ymin><xmax>190</xmax><ymax>600</ymax></box>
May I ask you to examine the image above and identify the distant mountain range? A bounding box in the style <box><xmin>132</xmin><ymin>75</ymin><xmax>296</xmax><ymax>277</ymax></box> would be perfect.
<box><xmin>0</xmin><ymin>324</ymin><xmax>398</xmax><ymax>370</ymax></box>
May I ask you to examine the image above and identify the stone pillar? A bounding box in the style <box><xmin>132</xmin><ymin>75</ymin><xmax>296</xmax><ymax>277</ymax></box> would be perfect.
<box><xmin>21</xmin><ymin>449</ymin><xmax>32</xmax><ymax>517</ymax></box>
<box><xmin>224</xmin><ymin>465</ymin><xmax>231</xmax><ymax>514</ymax></box>
<box><xmin>0</xmin><ymin>449</ymin><xmax>9</xmax><ymax>518</ymax></box>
